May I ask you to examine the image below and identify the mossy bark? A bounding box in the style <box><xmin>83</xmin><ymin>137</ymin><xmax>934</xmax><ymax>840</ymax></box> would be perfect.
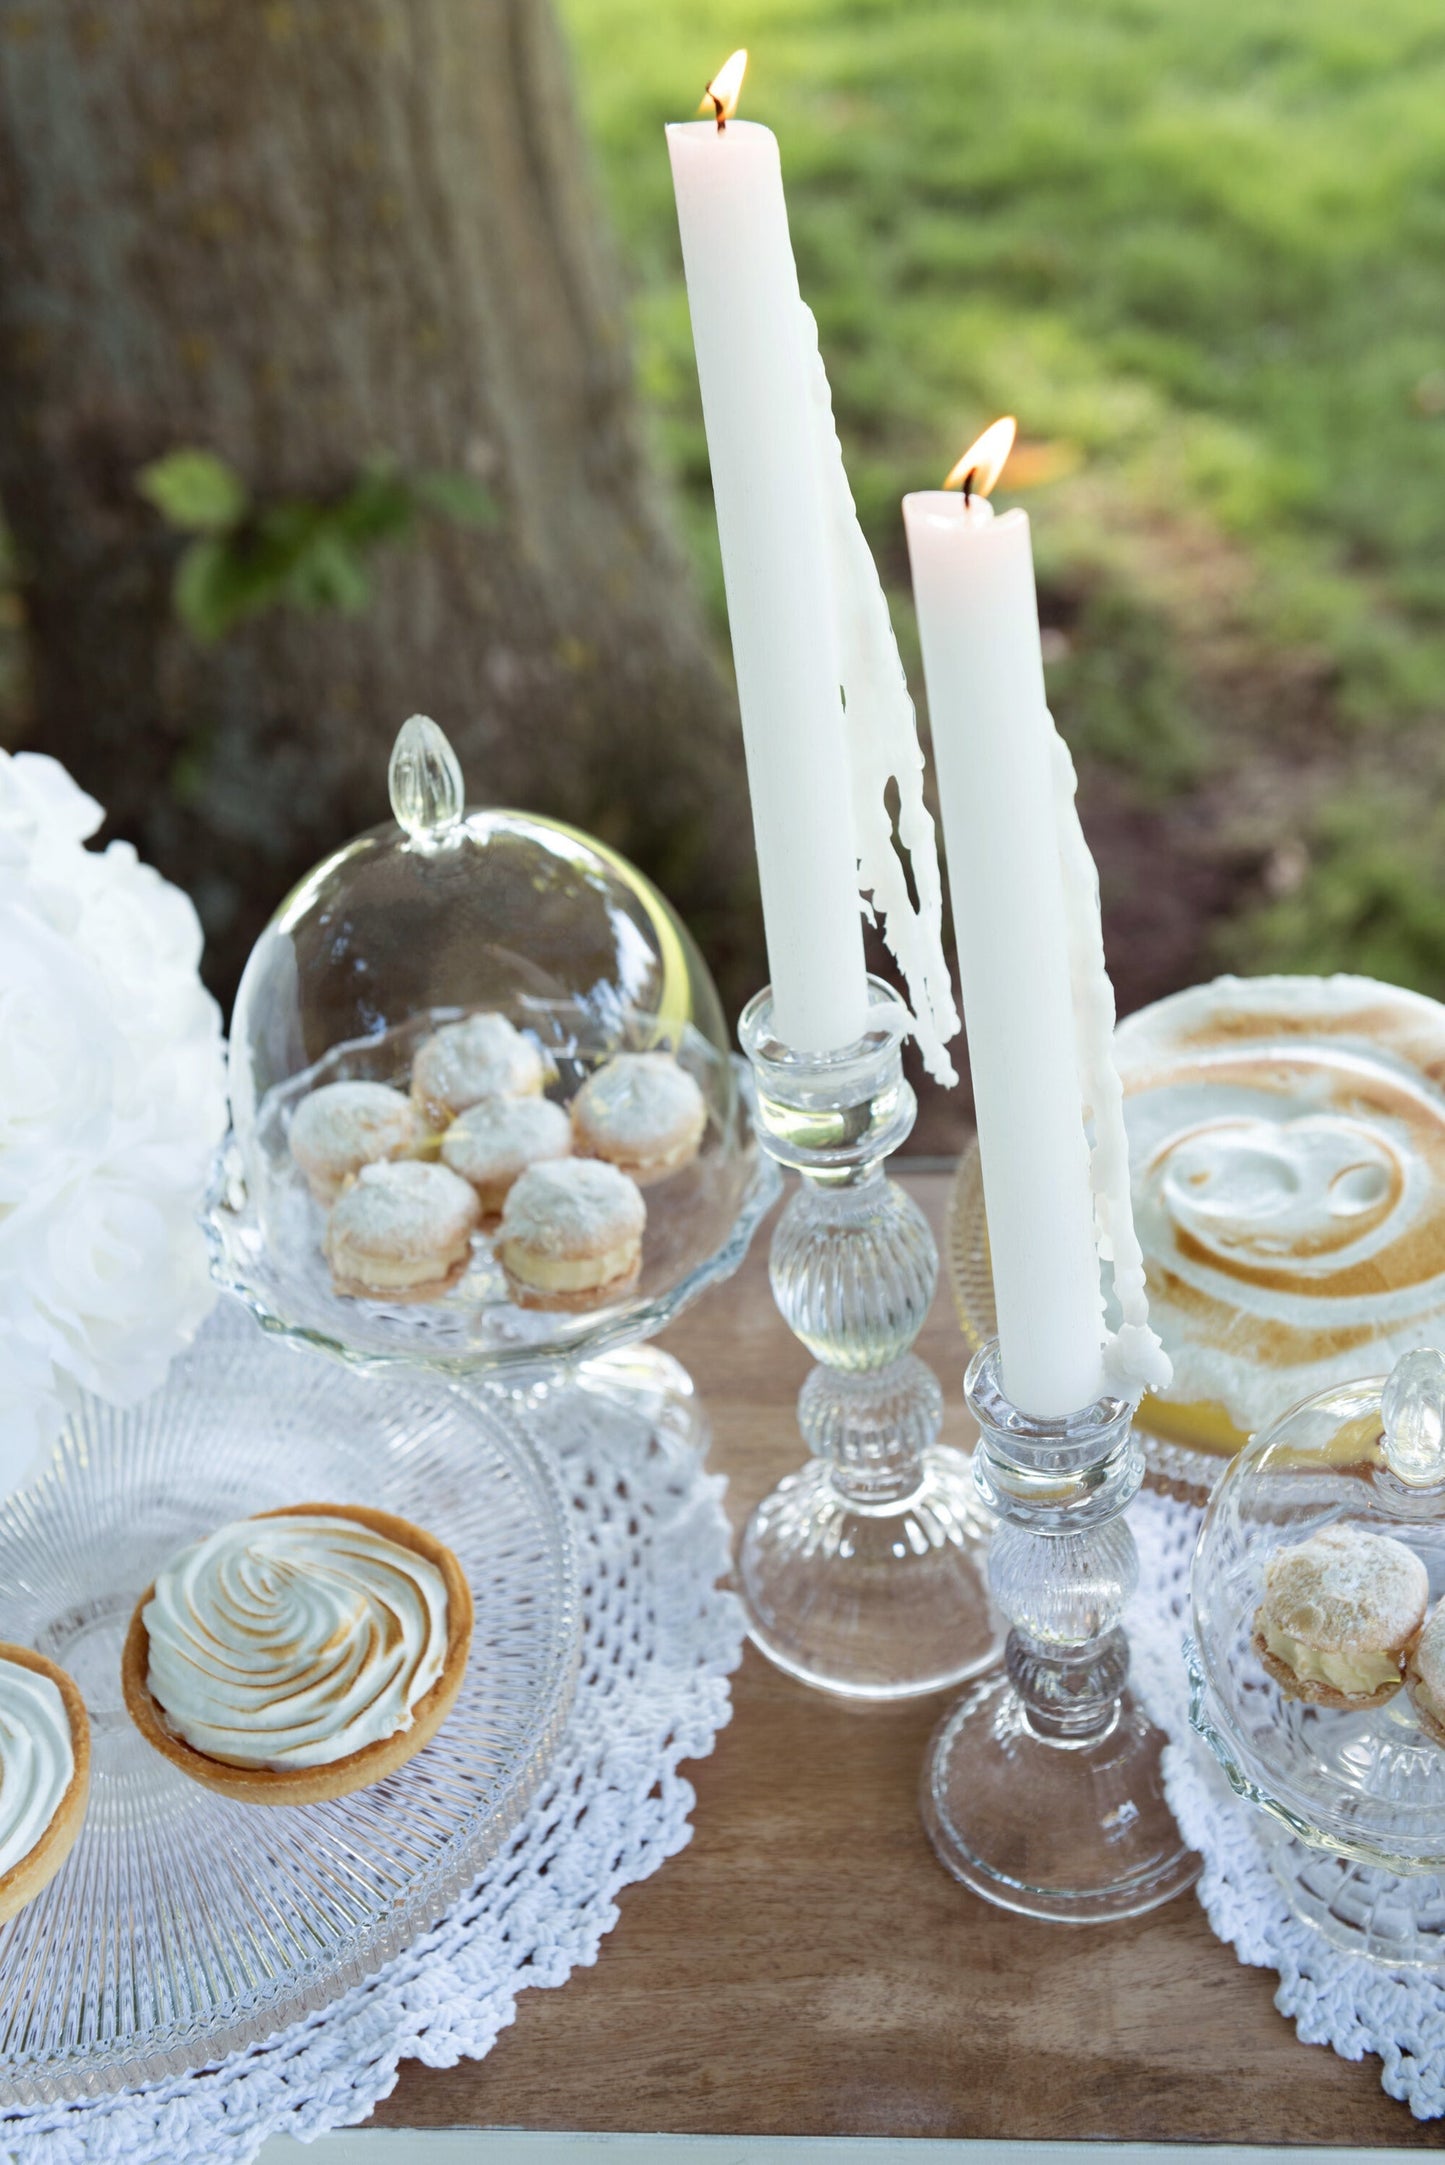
<box><xmin>0</xmin><ymin>0</ymin><xmax>756</xmax><ymax>1005</ymax></box>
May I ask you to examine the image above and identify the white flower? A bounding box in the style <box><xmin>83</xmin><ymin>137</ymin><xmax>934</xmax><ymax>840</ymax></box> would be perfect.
<box><xmin>0</xmin><ymin>752</ymin><xmax>226</xmax><ymax>1491</ymax></box>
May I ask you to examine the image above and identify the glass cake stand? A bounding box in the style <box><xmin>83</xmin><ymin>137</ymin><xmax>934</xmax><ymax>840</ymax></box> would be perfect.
<box><xmin>0</xmin><ymin>1306</ymin><xmax>580</xmax><ymax>2103</ymax></box>
<box><xmin>209</xmin><ymin>717</ymin><xmax>781</xmax><ymax>1456</ymax></box>
<box><xmin>948</xmin><ymin>1138</ymin><xmax>1221</xmax><ymax>1502</ymax></box>
<box><xmin>1189</xmin><ymin>1349</ymin><xmax>1445</xmax><ymax>1964</ymax></box>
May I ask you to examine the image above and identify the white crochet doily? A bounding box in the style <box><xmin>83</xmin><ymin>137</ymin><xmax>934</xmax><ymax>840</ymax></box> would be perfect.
<box><xmin>0</xmin><ymin>1359</ymin><xmax>745</xmax><ymax>2165</ymax></box>
<box><xmin>1130</xmin><ymin>1488</ymin><xmax>1445</xmax><ymax>2123</ymax></box>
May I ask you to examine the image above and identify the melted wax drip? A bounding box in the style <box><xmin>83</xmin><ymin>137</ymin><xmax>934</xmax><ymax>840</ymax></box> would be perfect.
<box><xmin>802</xmin><ymin>303</ymin><xmax>960</xmax><ymax>1087</ymax></box>
<box><xmin>1051</xmin><ymin>729</ymin><xmax>1172</xmax><ymax>1403</ymax></box>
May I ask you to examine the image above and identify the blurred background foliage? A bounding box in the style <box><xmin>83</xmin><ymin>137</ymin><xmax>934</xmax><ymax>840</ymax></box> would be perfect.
<box><xmin>2</xmin><ymin>0</ymin><xmax>1444</xmax><ymax>1114</ymax></box>
<box><xmin>561</xmin><ymin>0</ymin><xmax>1445</xmax><ymax>1009</ymax></box>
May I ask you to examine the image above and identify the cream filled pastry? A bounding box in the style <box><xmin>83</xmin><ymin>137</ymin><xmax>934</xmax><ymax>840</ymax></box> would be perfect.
<box><xmin>1252</xmin><ymin>1524</ymin><xmax>1428</xmax><ymax>1709</ymax></box>
<box><xmin>411</xmin><ymin>1013</ymin><xmax>544</xmax><ymax>1123</ymax></box>
<box><xmin>0</xmin><ymin>1644</ymin><xmax>89</xmax><ymax>1923</ymax></box>
<box><xmin>1406</xmin><ymin>1603</ymin><xmax>1445</xmax><ymax>1747</ymax></box>
<box><xmin>1116</xmin><ymin>975</ymin><xmax>1445</xmax><ymax>1454</ymax></box>
<box><xmin>123</xmin><ymin>1504</ymin><xmax>473</xmax><ymax>1804</ymax></box>
<box><xmin>497</xmin><ymin>1156</ymin><xmax>645</xmax><ymax>1311</ymax></box>
<box><xmin>441</xmin><ymin>1092</ymin><xmax>572</xmax><ymax>1215</ymax></box>
<box><xmin>288</xmin><ymin>1080</ymin><xmax>422</xmax><ymax>1203</ymax></box>
<box><xmin>325</xmin><ymin>1159</ymin><xmax>481</xmax><ymax>1300</ymax></box>
<box><xmin>571</xmin><ymin>1052</ymin><xmax>707</xmax><ymax>1185</ymax></box>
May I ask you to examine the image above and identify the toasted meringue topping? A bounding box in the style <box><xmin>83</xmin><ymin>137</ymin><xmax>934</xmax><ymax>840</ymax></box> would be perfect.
<box><xmin>144</xmin><ymin>1514</ymin><xmax>450</xmax><ymax>1771</ymax></box>
<box><xmin>1117</xmin><ymin>975</ymin><xmax>1445</xmax><ymax>1430</ymax></box>
<box><xmin>0</xmin><ymin>1658</ymin><xmax>73</xmax><ymax>1877</ymax></box>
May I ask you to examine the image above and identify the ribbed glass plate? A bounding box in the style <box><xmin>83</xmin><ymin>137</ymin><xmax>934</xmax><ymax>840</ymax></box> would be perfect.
<box><xmin>0</xmin><ymin>1308</ymin><xmax>580</xmax><ymax>2105</ymax></box>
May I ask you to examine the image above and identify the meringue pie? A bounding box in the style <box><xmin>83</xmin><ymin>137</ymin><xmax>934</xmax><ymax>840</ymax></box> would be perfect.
<box><xmin>0</xmin><ymin>1643</ymin><xmax>90</xmax><ymax>1922</ymax></box>
<box><xmin>1117</xmin><ymin>974</ymin><xmax>1445</xmax><ymax>1455</ymax></box>
<box><xmin>122</xmin><ymin>1504</ymin><xmax>473</xmax><ymax>1804</ymax></box>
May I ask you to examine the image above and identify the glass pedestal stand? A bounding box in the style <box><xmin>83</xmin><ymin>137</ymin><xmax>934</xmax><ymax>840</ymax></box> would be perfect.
<box><xmin>736</xmin><ymin>981</ymin><xmax>1000</xmax><ymax>1700</ymax></box>
<box><xmin>923</xmin><ymin>1338</ymin><xmax>1200</xmax><ymax>1920</ymax></box>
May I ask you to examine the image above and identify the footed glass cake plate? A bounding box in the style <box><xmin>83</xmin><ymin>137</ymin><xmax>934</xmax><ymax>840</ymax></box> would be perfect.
<box><xmin>209</xmin><ymin>1015</ymin><xmax>773</xmax><ymax>1376</ymax></box>
<box><xmin>0</xmin><ymin>1305</ymin><xmax>580</xmax><ymax>2104</ymax></box>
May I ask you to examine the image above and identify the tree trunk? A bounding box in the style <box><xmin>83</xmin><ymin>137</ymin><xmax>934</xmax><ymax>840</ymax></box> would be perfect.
<box><xmin>0</xmin><ymin>0</ymin><xmax>758</xmax><ymax>1009</ymax></box>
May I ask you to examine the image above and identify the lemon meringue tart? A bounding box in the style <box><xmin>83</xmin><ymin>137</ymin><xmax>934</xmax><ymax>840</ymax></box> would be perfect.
<box><xmin>122</xmin><ymin>1504</ymin><xmax>473</xmax><ymax>1804</ymax></box>
<box><xmin>1117</xmin><ymin>974</ymin><xmax>1445</xmax><ymax>1458</ymax></box>
<box><xmin>0</xmin><ymin>1643</ymin><xmax>90</xmax><ymax>1923</ymax></box>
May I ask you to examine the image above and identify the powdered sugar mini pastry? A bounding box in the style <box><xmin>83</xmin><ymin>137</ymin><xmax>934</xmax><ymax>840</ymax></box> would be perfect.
<box><xmin>1405</xmin><ymin>1604</ymin><xmax>1445</xmax><ymax>1746</ymax></box>
<box><xmin>1252</xmin><ymin>1524</ymin><xmax>1428</xmax><ymax>1709</ymax></box>
<box><xmin>0</xmin><ymin>1643</ymin><xmax>90</xmax><ymax>1924</ymax></box>
<box><xmin>289</xmin><ymin>1080</ymin><xmax>422</xmax><ymax>1202</ymax></box>
<box><xmin>497</xmin><ymin>1157</ymin><xmax>646</xmax><ymax>1311</ymax></box>
<box><xmin>411</xmin><ymin>1013</ymin><xmax>544</xmax><ymax>1124</ymax></box>
<box><xmin>1117</xmin><ymin>974</ymin><xmax>1445</xmax><ymax>1456</ymax></box>
<box><xmin>571</xmin><ymin>1051</ymin><xmax>707</xmax><ymax>1185</ymax></box>
<box><xmin>324</xmin><ymin>1160</ymin><xmax>480</xmax><ymax>1301</ymax></box>
<box><xmin>441</xmin><ymin>1093</ymin><xmax>572</xmax><ymax>1216</ymax></box>
<box><xmin>122</xmin><ymin>1503</ymin><xmax>472</xmax><ymax>1806</ymax></box>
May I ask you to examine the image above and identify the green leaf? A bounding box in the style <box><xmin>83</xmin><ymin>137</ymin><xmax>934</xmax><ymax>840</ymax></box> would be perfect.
<box><xmin>282</xmin><ymin>529</ymin><xmax>372</xmax><ymax>615</ymax></box>
<box><xmin>412</xmin><ymin>470</ymin><xmax>497</xmax><ymax>527</ymax></box>
<box><xmin>137</xmin><ymin>449</ymin><xmax>249</xmax><ymax>535</ymax></box>
<box><xmin>173</xmin><ymin>537</ymin><xmax>253</xmax><ymax>642</ymax></box>
<box><xmin>333</xmin><ymin>466</ymin><xmax>418</xmax><ymax>548</ymax></box>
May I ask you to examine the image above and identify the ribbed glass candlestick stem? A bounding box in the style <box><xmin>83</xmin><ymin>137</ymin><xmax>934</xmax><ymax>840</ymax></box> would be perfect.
<box><xmin>921</xmin><ymin>1338</ymin><xmax>1198</xmax><ymax>1919</ymax></box>
<box><xmin>736</xmin><ymin>981</ymin><xmax>1000</xmax><ymax>1699</ymax></box>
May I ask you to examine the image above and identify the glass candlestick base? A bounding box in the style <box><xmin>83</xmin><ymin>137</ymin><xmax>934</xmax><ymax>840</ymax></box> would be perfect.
<box><xmin>737</xmin><ymin>982</ymin><xmax>1000</xmax><ymax>1700</ymax></box>
<box><xmin>922</xmin><ymin>1339</ymin><xmax>1199</xmax><ymax>1920</ymax></box>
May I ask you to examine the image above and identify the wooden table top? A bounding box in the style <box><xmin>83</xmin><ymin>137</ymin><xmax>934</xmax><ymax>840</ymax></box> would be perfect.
<box><xmin>375</xmin><ymin>1170</ymin><xmax>1433</xmax><ymax>2147</ymax></box>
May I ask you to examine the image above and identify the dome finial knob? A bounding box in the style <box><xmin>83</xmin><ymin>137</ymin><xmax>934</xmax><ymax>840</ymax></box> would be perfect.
<box><xmin>389</xmin><ymin>715</ymin><xmax>464</xmax><ymax>843</ymax></box>
<box><xmin>1382</xmin><ymin>1345</ymin><xmax>1445</xmax><ymax>1487</ymax></box>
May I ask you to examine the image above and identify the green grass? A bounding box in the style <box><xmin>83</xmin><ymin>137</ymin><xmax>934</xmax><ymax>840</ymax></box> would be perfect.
<box><xmin>559</xmin><ymin>0</ymin><xmax>1445</xmax><ymax>995</ymax></box>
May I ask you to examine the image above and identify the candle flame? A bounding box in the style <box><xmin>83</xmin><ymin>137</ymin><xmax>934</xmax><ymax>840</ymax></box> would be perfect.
<box><xmin>700</xmin><ymin>48</ymin><xmax>748</xmax><ymax>127</ymax></box>
<box><xmin>943</xmin><ymin>416</ymin><xmax>1017</xmax><ymax>502</ymax></box>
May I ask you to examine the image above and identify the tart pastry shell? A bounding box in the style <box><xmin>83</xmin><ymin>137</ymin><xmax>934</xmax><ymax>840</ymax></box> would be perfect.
<box><xmin>122</xmin><ymin>1503</ymin><xmax>474</xmax><ymax>1805</ymax></box>
<box><xmin>0</xmin><ymin>1641</ymin><xmax>91</xmax><ymax>1924</ymax></box>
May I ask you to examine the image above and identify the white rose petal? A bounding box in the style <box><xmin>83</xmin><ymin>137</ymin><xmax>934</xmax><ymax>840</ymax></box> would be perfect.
<box><xmin>0</xmin><ymin>760</ymin><xmax>226</xmax><ymax>1489</ymax></box>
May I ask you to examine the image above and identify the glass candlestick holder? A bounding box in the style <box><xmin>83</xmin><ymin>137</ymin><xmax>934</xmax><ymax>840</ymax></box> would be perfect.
<box><xmin>922</xmin><ymin>1338</ymin><xmax>1199</xmax><ymax>1920</ymax></box>
<box><xmin>736</xmin><ymin>980</ymin><xmax>1000</xmax><ymax>1699</ymax></box>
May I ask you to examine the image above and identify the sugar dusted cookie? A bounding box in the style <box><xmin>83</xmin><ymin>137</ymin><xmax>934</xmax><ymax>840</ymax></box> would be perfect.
<box><xmin>571</xmin><ymin>1052</ymin><xmax>706</xmax><ymax>1185</ymax></box>
<box><xmin>441</xmin><ymin>1093</ymin><xmax>572</xmax><ymax>1216</ymax></box>
<box><xmin>325</xmin><ymin>1159</ymin><xmax>480</xmax><ymax>1301</ymax></box>
<box><xmin>1252</xmin><ymin>1524</ymin><xmax>1427</xmax><ymax>1709</ymax></box>
<box><xmin>497</xmin><ymin>1157</ymin><xmax>645</xmax><ymax>1312</ymax></box>
<box><xmin>411</xmin><ymin>1014</ymin><xmax>544</xmax><ymax>1123</ymax></box>
<box><xmin>0</xmin><ymin>1644</ymin><xmax>90</xmax><ymax>1925</ymax></box>
<box><xmin>122</xmin><ymin>1504</ymin><xmax>473</xmax><ymax>1806</ymax></box>
<box><xmin>289</xmin><ymin>1080</ymin><xmax>422</xmax><ymax>1203</ymax></box>
<box><xmin>1406</xmin><ymin>1604</ymin><xmax>1445</xmax><ymax>1746</ymax></box>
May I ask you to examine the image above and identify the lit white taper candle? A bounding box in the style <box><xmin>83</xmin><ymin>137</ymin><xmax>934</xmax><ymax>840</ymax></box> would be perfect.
<box><xmin>666</xmin><ymin>53</ymin><xmax>867</xmax><ymax>1054</ymax></box>
<box><xmin>903</xmin><ymin>424</ymin><xmax>1106</xmax><ymax>1417</ymax></box>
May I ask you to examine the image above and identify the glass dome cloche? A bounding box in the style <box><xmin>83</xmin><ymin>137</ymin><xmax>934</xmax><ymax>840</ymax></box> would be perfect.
<box><xmin>1189</xmin><ymin>1344</ymin><xmax>1445</xmax><ymax>1965</ymax></box>
<box><xmin>208</xmin><ymin>715</ymin><xmax>779</xmax><ymax>1397</ymax></box>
